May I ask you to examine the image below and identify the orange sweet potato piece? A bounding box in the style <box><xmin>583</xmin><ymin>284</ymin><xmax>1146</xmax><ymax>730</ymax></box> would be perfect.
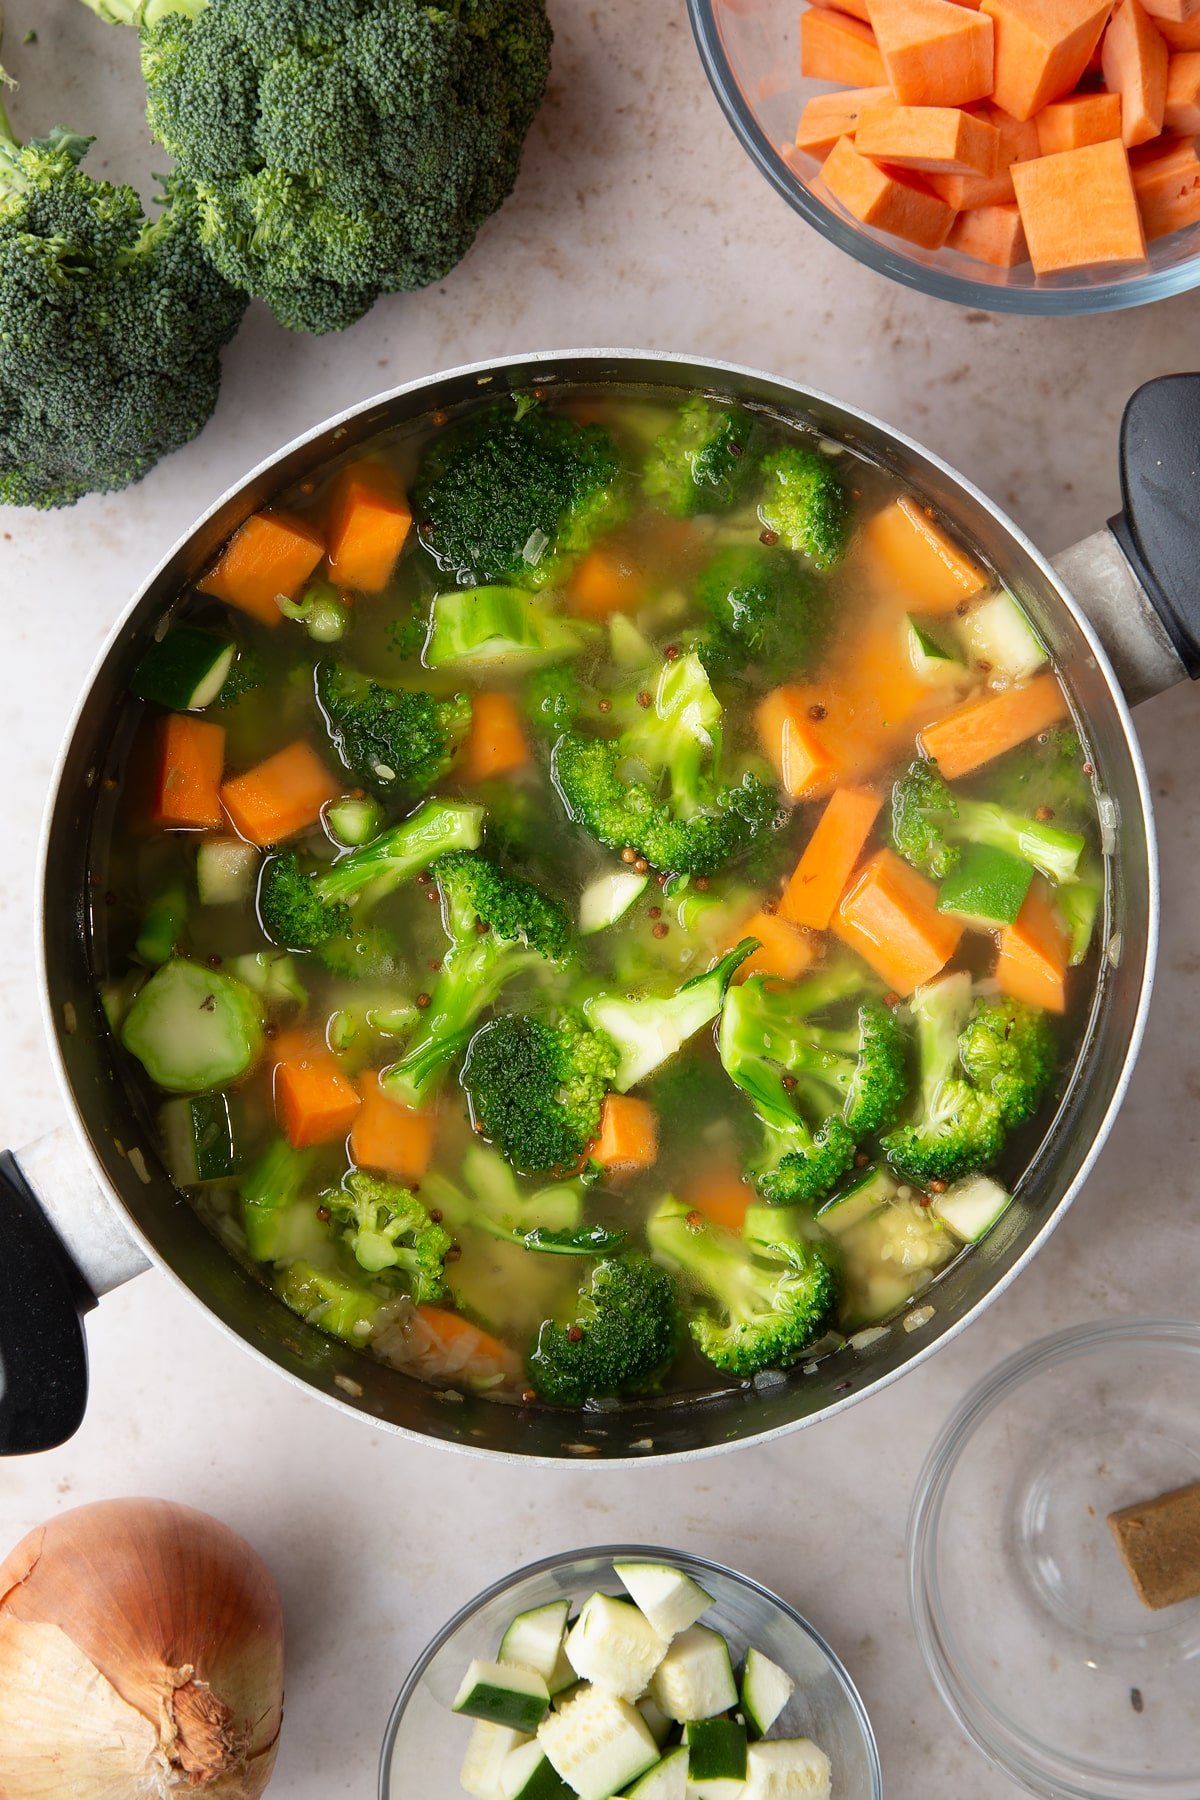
<box><xmin>948</xmin><ymin>198</ymin><xmax>1030</xmax><ymax>260</ymax></box>
<box><xmin>981</xmin><ymin>0</ymin><xmax>1115</xmax><ymax>118</ymax></box>
<box><xmin>757</xmin><ymin>686</ymin><xmax>840</xmax><ymax>797</ymax></box>
<box><xmin>326</xmin><ymin>462</ymin><xmax>413</xmax><ymax>594</ymax></box>
<box><xmin>808</xmin><ymin>0</ymin><xmax>874</xmax><ymax>22</ymax></box>
<box><xmin>864</xmin><ymin>495</ymin><xmax>988</xmax><ymax>610</ymax></box>
<box><xmin>197</xmin><ymin>511</ymin><xmax>325</xmax><ymax>626</ymax></box>
<box><xmin>834</xmin><ymin>849</ymin><xmax>963</xmax><ymax>994</ymax></box>
<box><xmin>926</xmin><ymin>103</ymin><xmax>1041</xmax><ymax>205</ymax></box>
<box><xmin>220</xmin><ymin>740</ymin><xmax>341</xmax><ymax>846</ymax></box>
<box><xmin>780</xmin><ymin>785</ymin><xmax>884</xmax><ymax>930</ymax></box>
<box><xmin>792</xmin><ymin>85</ymin><xmax>893</xmax><ymax>159</ymax></box>
<box><xmin>350</xmin><ymin>1073</ymin><xmax>435</xmax><ymax>1182</ymax></box>
<box><xmin>1164</xmin><ymin>48</ymin><xmax>1200</xmax><ymax>126</ymax></box>
<box><xmin>568</xmin><ymin>544</ymin><xmax>649</xmax><ymax>618</ymax></box>
<box><xmin>996</xmin><ymin>882</ymin><xmax>1069</xmax><ymax>1011</ymax></box>
<box><xmin>727</xmin><ymin>910</ymin><xmax>817</xmax><ymax>983</ymax></box>
<box><xmin>150</xmin><ymin>715</ymin><xmax>225</xmax><ymax>831</ymax></box>
<box><xmin>818</xmin><ymin>136</ymin><xmax>957</xmax><ymax>247</ymax></box>
<box><xmin>594</xmin><ymin>1095</ymin><xmax>659</xmax><ymax>1171</ymax></box>
<box><xmin>275</xmin><ymin>1043</ymin><xmax>361</xmax><ymax>1149</ymax></box>
<box><xmin>1142</xmin><ymin>0</ymin><xmax>1200</xmax><ymax>23</ymax></box>
<box><xmin>801</xmin><ymin>8</ymin><xmax>889</xmax><ymax>81</ymax></box>
<box><xmin>1012</xmin><ymin>138</ymin><xmax>1147</xmax><ymax>270</ymax></box>
<box><xmin>855</xmin><ymin>98</ymin><xmax>1001</xmax><ymax>172</ymax></box>
<box><xmin>461</xmin><ymin>692</ymin><xmax>529</xmax><ymax>782</ymax></box>
<box><xmin>866</xmin><ymin>0</ymin><xmax>995</xmax><ymax>103</ymax></box>
<box><xmin>1103</xmin><ymin>0</ymin><xmax>1169</xmax><ymax>144</ymax></box>
<box><xmin>919</xmin><ymin>672</ymin><xmax>1069</xmax><ymax>777</ymax></box>
<box><xmin>1036</xmin><ymin>90</ymin><xmax>1124</xmax><ymax>151</ymax></box>
<box><xmin>684</xmin><ymin>1165</ymin><xmax>754</xmax><ymax>1231</ymax></box>
<box><xmin>1131</xmin><ymin>131</ymin><xmax>1200</xmax><ymax>233</ymax></box>
<box><xmin>1156</xmin><ymin>11</ymin><xmax>1200</xmax><ymax>44</ymax></box>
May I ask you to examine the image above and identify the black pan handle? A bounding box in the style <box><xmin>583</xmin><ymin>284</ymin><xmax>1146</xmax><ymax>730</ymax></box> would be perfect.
<box><xmin>1109</xmin><ymin>373</ymin><xmax>1200</xmax><ymax>680</ymax></box>
<box><xmin>0</xmin><ymin>1151</ymin><xmax>94</xmax><ymax>1455</ymax></box>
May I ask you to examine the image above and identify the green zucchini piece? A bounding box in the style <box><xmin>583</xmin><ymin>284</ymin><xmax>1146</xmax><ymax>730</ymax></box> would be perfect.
<box><xmin>933</xmin><ymin>1172</ymin><xmax>1012</xmax><ymax>1243</ymax></box>
<box><xmin>130</xmin><ymin>627</ymin><xmax>235</xmax><ymax>712</ymax></box>
<box><xmin>501</xmin><ymin>1739</ymin><xmax>573</xmax><ymax>1800</ymax></box>
<box><xmin>740</xmin><ymin>1645</ymin><xmax>796</xmax><ymax>1739</ymax></box>
<box><xmin>816</xmin><ymin>1164</ymin><xmax>897</xmax><ymax>1237</ymax></box>
<box><xmin>160</xmin><ymin>1093</ymin><xmax>238</xmax><ymax>1186</ymax></box>
<box><xmin>614</xmin><ymin>1561</ymin><xmax>713</xmax><ymax>1637</ymax></box>
<box><xmin>197</xmin><ymin>837</ymin><xmax>259</xmax><ymax>906</ymax></box>
<box><xmin>499</xmin><ymin>1600</ymin><xmax>571</xmax><ymax>1684</ymax></box>
<box><xmin>624</xmin><ymin>1746</ymin><xmax>688</xmax><ymax>1798</ymax></box>
<box><xmin>136</xmin><ymin>884</ymin><xmax>188</xmax><ymax>967</ymax></box>
<box><xmin>687</xmin><ymin>1718</ymin><xmax>747</xmax><ymax>1799</ymax></box>
<box><xmin>937</xmin><ymin>843</ymin><xmax>1032</xmax><ymax>928</ymax></box>
<box><xmin>277</xmin><ymin>1260</ymin><xmax>384</xmax><ymax>1343</ymax></box>
<box><xmin>121</xmin><ymin>959</ymin><xmax>262</xmax><ymax>1093</ymax></box>
<box><xmin>226</xmin><ymin>950</ymin><xmax>308</xmax><ymax>1008</ymax></box>
<box><xmin>453</xmin><ymin>1660</ymin><xmax>550</xmax><ymax>1733</ymax></box>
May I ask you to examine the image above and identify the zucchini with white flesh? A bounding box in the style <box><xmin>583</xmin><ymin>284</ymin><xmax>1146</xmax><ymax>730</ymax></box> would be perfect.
<box><xmin>565</xmin><ymin>1594</ymin><xmax>667</xmax><ymax>1701</ymax></box>
<box><xmin>326</xmin><ymin>794</ymin><xmax>384</xmax><ymax>847</ymax></box>
<box><xmin>687</xmin><ymin>1718</ymin><xmax>747</xmax><ymax>1800</ymax></box>
<box><xmin>613</xmin><ymin>1561</ymin><xmax>713</xmax><ymax>1638</ymax></box>
<box><xmin>816</xmin><ymin>1164</ymin><xmax>896</xmax><ymax>1237</ymax></box>
<box><xmin>197</xmin><ymin>837</ymin><xmax>260</xmax><ymax>906</ymax></box>
<box><xmin>136</xmin><ymin>884</ymin><xmax>188</xmax><ymax>967</ymax></box>
<box><xmin>936</xmin><ymin>843</ymin><xmax>1032</xmax><ymax>929</ymax></box>
<box><xmin>461</xmin><ymin>1721</ymin><xmax>529</xmax><ymax>1800</ymax></box>
<box><xmin>932</xmin><ymin>1173</ymin><xmax>1012</xmax><ymax>1243</ymax></box>
<box><xmin>959</xmin><ymin>589</ymin><xmax>1048</xmax><ymax>682</ymax></box>
<box><xmin>500</xmin><ymin>1601</ymin><xmax>571</xmax><ymax>1685</ymax></box>
<box><xmin>636</xmin><ymin>1694</ymin><xmax>673</xmax><ymax>1748</ymax></box>
<box><xmin>130</xmin><ymin>626</ymin><xmax>235</xmax><ymax>711</ymax></box>
<box><xmin>648</xmin><ymin>1625</ymin><xmax>737</xmax><ymax>1722</ymax></box>
<box><xmin>120</xmin><ymin>959</ymin><xmax>262</xmax><ymax>1093</ymax></box>
<box><xmin>226</xmin><ymin>950</ymin><xmax>308</xmax><ymax>1007</ymax></box>
<box><xmin>740</xmin><ymin>1646</ymin><xmax>796</xmax><ymax>1739</ymax></box>
<box><xmin>501</xmin><ymin>1740</ymin><xmax>572</xmax><ymax>1800</ymax></box>
<box><xmin>537</xmin><ymin>1685</ymin><xmax>658</xmax><ymax>1800</ymax></box>
<box><xmin>160</xmin><ymin>1093</ymin><xmax>238</xmax><ymax>1187</ymax></box>
<box><xmin>454</xmin><ymin>1661</ymin><xmax>550</xmax><ymax>1734</ymax></box>
<box><xmin>579</xmin><ymin>869</ymin><xmax>649</xmax><ymax>935</ymax></box>
<box><xmin>906</xmin><ymin>616</ymin><xmax>966</xmax><ymax>685</ymax></box>
<box><xmin>743</xmin><ymin>1738</ymin><xmax>832</xmax><ymax>1800</ymax></box>
<box><xmin>623</xmin><ymin>1746</ymin><xmax>687</xmax><ymax>1799</ymax></box>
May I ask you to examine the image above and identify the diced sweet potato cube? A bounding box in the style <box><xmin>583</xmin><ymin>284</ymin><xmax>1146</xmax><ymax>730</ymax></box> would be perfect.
<box><xmin>1036</xmin><ymin>90</ymin><xmax>1124</xmax><ymax>152</ymax></box>
<box><xmin>867</xmin><ymin>0</ymin><xmax>995</xmax><ymax>102</ymax></box>
<box><xmin>757</xmin><ymin>686</ymin><xmax>839</xmax><ymax>797</ymax></box>
<box><xmin>350</xmin><ymin>1074</ymin><xmax>435</xmax><ymax>1182</ymax></box>
<box><xmin>996</xmin><ymin>882</ymin><xmax>1069</xmax><ymax>1011</ymax></box>
<box><xmin>1164</xmin><ymin>49</ymin><xmax>1200</xmax><ymax>127</ymax></box>
<box><xmin>1142</xmin><ymin>0</ymin><xmax>1200</xmax><ymax>26</ymax></box>
<box><xmin>1156</xmin><ymin>10</ymin><xmax>1200</xmax><ymax>43</ymax></box>
<box><xmin>864</xmin><ymin>495</ymin><xmax>988</xmax><ymax>610</ymax></box>
<box><xmin>920</xmin><ymin>673</ymin><xmax>1069</xmax><ymax>777</ymax></box>
<box><xmin>926</xmin><ymin>102</ymin><xmax>1041</xmax><ymax>205</ymax></box>
<box><xmin>1012</xmin><ymin>138</ymin><xmax>1147</xmax><ymax>271</ymax></box>
<box><xmin>834</xmin><ymin>849</ymin><xmax>963</xmax><ymax>994</ymax></box>
<box><xmin>808</xmin><ymin>0</ymin><xmax>874</xmax><ymax>21</ymax></box>
<box><xmin>792</xmin><ymin>86</ymin><xmax>893</xmax><ymax>160</ymax></box>
<box><xmin>982</xmin><ymin>0</ymin><xmax>1115</xmax><ymax>119</ymax></box>
<box><xmin>197</xmin><ymin>511</ymin><xmax>324</xmax><ymax>626</ymax></box>
<box><xmin>801</xmin><ymin>8</ymin><xmax>888</xmax><ymax>82</ymax></box>
<box><xmin>818</xmin><ymin>135</ymin><xmax>957</xmax><ymax>247</ymax></box>
<box><xmin>727</xmin><ymin>910</ymin><xmax>817</xmax><ymax>983</ymax></box>
<box><xmin>948</xmin><ymin>199</ymin><xmax>1030</xmax><ymax>261</ymax></box>
<box><xmin>856</xmin><ymin>98</ymin><xmax>1001</xmax><ymax>172</ymax></box>
<box><xmin>1131</xmin><ymin>131</ymin><xmax>1200</xmax><ymax>233</ymax></box>
<box><xmin>1103</xmin><ymin>0</ymin><xmax>1169</xmax><ymax>145</ymax></box>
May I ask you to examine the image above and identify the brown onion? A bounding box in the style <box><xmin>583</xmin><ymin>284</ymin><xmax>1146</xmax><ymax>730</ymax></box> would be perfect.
<box><xmin>0</xmin><ymin>1498</ymin><xmax>285</xmax><ymax>1798</ymax></box>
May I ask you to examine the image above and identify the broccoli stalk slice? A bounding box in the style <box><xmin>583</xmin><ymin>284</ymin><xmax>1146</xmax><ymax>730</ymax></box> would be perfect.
<box><xmin>881</xmin><ymin>972</ymin><xmax>1006</xmax><ymax>1186</ymax></box>
<box><xmin>585</xmin><ymin>939</ymin><xmax>757</xmax><ymax>1092</ymax></box>
<box><xmin>278</xmin><ymin>577</ymin><xmax>350</xmax><ymax>643</ymax></box>
<box><xmin>646</xmin><ymin>1195</ymin><xmax>837</xmax><ymax>1378</ymax></box>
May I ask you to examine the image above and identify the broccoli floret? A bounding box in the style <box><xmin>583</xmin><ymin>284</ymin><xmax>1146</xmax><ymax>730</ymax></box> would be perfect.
<box><xmin>551</xmin><ymin>652</ymin><xmax>784</xmax><ymax>875</ymax></box>
<box><xmin>890</xmin><ymin>757</ymin><xmax>1087</xmax><ymax>885</ymax></box>
<box><xmin>83</xmin><ymin>0</ymin><xmax>552</xmax><ymax>335</ymax></box>
<box><xmin>278</xmin><ymin>577</ymin><xmax>351</xmax><ymax>642</ymax></box>
<box><xmin>258</xmin><ymin>797</ymin><xmax>483</xmax><ymax>961</ymax></box>
<box><xmin>585</xmin><ymin>940</ymin><xmax>757</xmax><ymax>1092</ymax></box>
<box><xmin>326</xmin><ymin>1172</ymin><xmax>450</xmax><ymax>1295</ymax></box>
<box><xmin>527</xmin><ymin>1253</ymin><xmax>680</xmax><ymax>1405</ymax></box>
<box><xmin>757</xmin><ymin>445</ymin><xmax>850</xmax><ymax>571</ymax></box>
<box><xmin>0</xmin><ymin>103</ymin><xmax>245</xmax><ymax>508</ymax></box>
<box><xmin>217</xmin><ymin>646</ymin><xmax>266</xmax><ymax>705</ymax></box>
<box><xmin>957</xmin><ymin>996</ymin><xmax>1056</xmax><ymax>1129</ymax></box>
<box><xmin>526</xmin><ymin>663</ymin><xmax>586</xmax><ymax>738</ymax></box>
<box><xmin>694</xmin><ymin>544</ymin><xmax>828</xmax><ymax>677</ymax></box>
<box><xmin>383</xmin><ymin>851</ymin><xmax>573</xmax><ymax>1107</ymax></box>
<box><xmin>881</xmin><ymin>972</ymin><xmax>1006</xmax><ymax>1186</ymax></box>
<box><xmin>462</xmin><ymin>1010</ymin><xmax>617</xmax><ymax>1174</ymax></box>
<box><xmin>315</xmin><ymin>662</ymin><xmax>471</xmax><ymax>799</ymax></box>
<box><xmin>646</xmin><ymin>1195</ymin><xmax>837</xmax><ymax>1378</ymax></box>
<box><xmin>414</xmin><ymin>401</ymin><xmax>624</xmax><ymax>589</ymax></box>
<box><xmin>425</xmin><ymin>585</ymin><xmax>592</xmax><ymax>671</ymax></box>
<box><xmin>718</xmin><ymin>969</ymin><xmax>906</xmax><ymax>1205</ymax></box>
<box><xmin>641</xmin><ymin>399</ymin><xmax>757</xmax><ymax>517</ymax></box>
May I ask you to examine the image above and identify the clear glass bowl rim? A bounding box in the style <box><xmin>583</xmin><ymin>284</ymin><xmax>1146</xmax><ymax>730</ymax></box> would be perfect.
<box><xmin>378</xmin><ymin>1541</ymin><xmax>883</xmax><ymax>1800</ymax></box>
<box><xmin>906</xmin><ymin>1316</ymin><xmax>1200</xmax><ymax>1800</ymax></box>
<box><xmin>685</xmin><ymin>0</ymin><xmax>1200</xmax><ymax>316</ymax></box>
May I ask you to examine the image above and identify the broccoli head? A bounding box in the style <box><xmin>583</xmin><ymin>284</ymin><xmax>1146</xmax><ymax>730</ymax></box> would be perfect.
<box><xmin>326</xmin><ymin>1172</ymin><xmax>450</xmax><ymax>1295</ymax></box>
<box><xmin>890</xmin><ymin>757</ymin><xmax>1087</xmax><ymax>886</ymax></box>
<box><xmin>641</xmin><ymin>398</ymin><xmax>757</xmax><ymax>517</ymax></box>
<box><xmin>414</xmin><ymin>401</ymin><xmax>624</xmax><ymax>589</ymax></box>
<box><xmin>527</xmin><ymin>1253</ymin><xmax>680</xmax><ymax>1405</ymax></box>
<box><xmin>83</xmin><ymin>0</ymin><xmax>553</xmax><ymax>335</ymax></box>
<box><xmin>646</xmin><ymin>1195</ymin><xmax>837</xmax><ymax>1378</ymax></box>
<box><xmin>881</xmin><ymin>972</ymin><xmax>1006</xmax><ymax>1187</ymax></box>
<box><xmin>382</xmin><ymin>851</ymin><xmax>574</xmax><ymax>1107</ymax></box>
<box><xmin>0</xmin><ymin>108</ymin><xmax>245</xmax><ymax>508</ymax></box>
<box><xmin>757</xmin><ymin>445</ymin><xmax>850</xmax><ymax>571</ymax></box>
<box><xmin>693</xmin><ymin>543</ymin><xmax>829</xmax><ymax>678</ymax></box>
<box><xmin>957</xmin><ymin>996</ymin><xmax>1056</xmax><ymax>1129</ymax></box>
<box><xmin>315</xmin><ymin>662</ymin><xmax>472</xmax><ymax>799</ymax></box>
<box><xmin>551</xmin><ymin>651</ymin><xmax>785</xmax><ymax>876</ymax></box>
<box><xmin>462</xmin><ymin>1009</ymin><xmax>617</xmax><ymax>1174</ymax></box>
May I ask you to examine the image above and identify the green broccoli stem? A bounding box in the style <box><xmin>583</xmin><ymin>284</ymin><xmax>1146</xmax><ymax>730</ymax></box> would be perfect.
<box><xmin>912</xmin><ymin>974</ymin><xmax>972</xmax><ymax>1112</ymax></box>
<box><xmin>313</xmin><ymin>800</ymin><xmax>484</xmax><ymax>906</ymax></box>
<box><xmin>955</xmin><ymin>799</ymin><xmax>1085</xmax><ymax>885</ymax></box>
<box><xmin>383</xmin><ymin>935</ymin><xmax>543</xmax><ymax>1108</ymax></box>
<box><xmin>648</xmin><ymin>1203</ymin><xmax>759</xmax><ymax>1323</ymax></box>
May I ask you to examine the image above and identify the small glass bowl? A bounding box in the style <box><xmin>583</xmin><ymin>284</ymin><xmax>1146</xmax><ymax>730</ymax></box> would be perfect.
<box><xmin>379</xmin><ymin>1544</ymin><xmax>882</xmax><ymax>1799</ymax></box>
<box><xmin>687</xmin><ymin>0</ymin><xmax>1200</xmax><ymax>314</ymax></box>
<box><xmin>908</xmin><ymin>1319</ymin><xmax>1200</xmax><ymax>1800</ymax></box>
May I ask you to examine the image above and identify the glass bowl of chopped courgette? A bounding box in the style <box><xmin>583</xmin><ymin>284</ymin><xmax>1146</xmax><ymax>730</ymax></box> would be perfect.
<box><xmin>379</xmin><ymin>1544</ymin><xmax>882</xmax><ymax>1799</ymax></box>
<box><xmin>908</xmin><ymin>1318</ymin><xmax>1200</xmax><ymax>1800</ymax></box>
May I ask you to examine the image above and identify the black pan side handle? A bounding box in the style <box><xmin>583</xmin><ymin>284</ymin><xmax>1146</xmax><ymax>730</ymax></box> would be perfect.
<box><xmin>0</xmin><ymin>1150</ymin><xmax>94</xmax><ymax>1455</ymax></box>
<box><xmin>1109</xmin><ymin>373</ymin><xmax>1200</xmax><ymax>679</ymax></box>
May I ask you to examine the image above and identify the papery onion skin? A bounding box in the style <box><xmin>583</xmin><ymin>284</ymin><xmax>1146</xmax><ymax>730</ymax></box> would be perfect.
<box><xmin>0</xmin><ymin>1498</ymin><xmax>284</xmax><ymax>1798</ymax></box>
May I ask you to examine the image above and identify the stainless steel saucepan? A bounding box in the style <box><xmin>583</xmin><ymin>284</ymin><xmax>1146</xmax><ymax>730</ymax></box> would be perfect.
<box><xmin>3</xmin><ymin>351</ymin><xmax>1197</xmax><ymax>1464</ymax></box>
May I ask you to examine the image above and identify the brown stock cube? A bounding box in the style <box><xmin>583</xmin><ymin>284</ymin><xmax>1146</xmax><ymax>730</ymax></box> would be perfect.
<box><xmin>1107</xmin><ymin>1479</ymin><xmax>1200</xmax><ymax>1609</ymax></box>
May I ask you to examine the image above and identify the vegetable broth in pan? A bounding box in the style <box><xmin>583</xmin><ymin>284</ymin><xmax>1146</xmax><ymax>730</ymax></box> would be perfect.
<box><xmin>88</xmin><ymin>386</ymin><xmax>1107</xmax><ymax>1409</ymax></box>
